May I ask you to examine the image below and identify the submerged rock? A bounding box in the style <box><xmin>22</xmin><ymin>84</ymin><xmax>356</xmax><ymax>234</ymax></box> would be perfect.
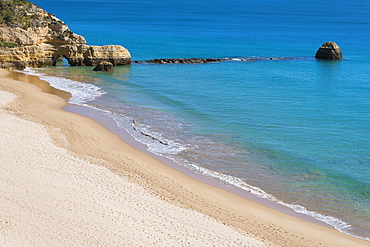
<box><xmin>315</xmin><ymin>42</ymin><xmax>343</xmax><ymax>60</ymax></box>
<box><xmin>93</xmin><ymin>61</ymin><xmax>114</xmax><ymax>72</ymax></box>
<box><xmin>134</xmin><ymin>57</ymin><xmax>296</xmax><ymax>65</ymax></box>
<box><xmin>134</xmin><ymin>57</ymin><xmax>230</xmax><ymax>64</ymax></box>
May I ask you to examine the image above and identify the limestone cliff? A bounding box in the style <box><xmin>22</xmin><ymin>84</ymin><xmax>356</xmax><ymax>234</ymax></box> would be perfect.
<box><xmin>0</xmin><ymin>0</ymin><xmax>131</xmax><ymax>69</ymax></box>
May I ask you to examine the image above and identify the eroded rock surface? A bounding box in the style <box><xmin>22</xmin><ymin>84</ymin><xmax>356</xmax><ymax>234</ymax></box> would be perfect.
<box><xmin>0</xmin><ymin>0</ymin><xmax>131</xmax><ymax>69</ymax></box>
<box><xmin>315</xmin><ymin>42</ymin><xmax>343</xmax><ymax>60</ymax></box>
<box><xmin>93</xmin><ymin>61</ymin><xmax>114</xmax><ymax>72</ymax></box>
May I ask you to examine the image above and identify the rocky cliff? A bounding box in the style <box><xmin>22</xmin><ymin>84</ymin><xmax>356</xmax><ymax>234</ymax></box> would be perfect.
<box><xmin>0</xmin><ymin>0</ymin><xmax>131</xmax><ymax>69</ymax></box>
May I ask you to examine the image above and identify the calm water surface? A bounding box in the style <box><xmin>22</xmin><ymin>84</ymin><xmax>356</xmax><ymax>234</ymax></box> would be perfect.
<box><xmin>29</xmin><ymin>0</ymin><xmax>370</xmax><ymax>240</ymax></box>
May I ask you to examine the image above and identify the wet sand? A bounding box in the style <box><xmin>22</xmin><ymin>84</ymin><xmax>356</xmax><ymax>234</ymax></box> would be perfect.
<box><xmin>0</xmin><ymin>69</ymin><xmax>368</xmax><ymax>246</ymax></box>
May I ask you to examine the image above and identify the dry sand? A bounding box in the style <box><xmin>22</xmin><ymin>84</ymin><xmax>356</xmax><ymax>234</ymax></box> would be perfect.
<box><xmin>0</xmin><ymin>69</ymin><xmax>368</xmax><ymax>247</ymax></box>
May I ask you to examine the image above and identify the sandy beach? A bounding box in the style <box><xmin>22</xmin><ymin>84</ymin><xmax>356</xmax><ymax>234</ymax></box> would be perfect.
<box><xmin>0</xmin><ymin>69</ymin><xmax>368</xmax><ymax>247</ymax></box>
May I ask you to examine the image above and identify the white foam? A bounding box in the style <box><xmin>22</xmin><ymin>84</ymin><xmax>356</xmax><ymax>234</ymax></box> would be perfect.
<box><xmin>18</xmin><ymin>68</ymin><xmax>369</xmax><ymax>241</ymax></box>
<box><xmin>184</xmin><ymin>164</ymin><xmax>364</xmax><ymax>239</ymax></box>
<box><xmin>112</xmin><ymin>116</ymin><xmax>188</xmax><ymax>155</ymax></box>
<box><xmin>106</xmin><ymin>108</ymin><xmax>367</xmax><ymax>240</ymax></box>
<box><xmin>21</xmin><ymin>68</ymin><xmax>106</xmax><ymax>104</ymax></box>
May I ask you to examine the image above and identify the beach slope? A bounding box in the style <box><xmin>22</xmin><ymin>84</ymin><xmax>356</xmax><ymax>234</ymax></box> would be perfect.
<box><xmin>0</xmin><ymin>71</ymin><xmax>264</xmax><ymax>246</ymax></box>
<box><xmin>0</xmin><ymin>69</ymin><xmax>368</xmax><ymax>246</ymax></box>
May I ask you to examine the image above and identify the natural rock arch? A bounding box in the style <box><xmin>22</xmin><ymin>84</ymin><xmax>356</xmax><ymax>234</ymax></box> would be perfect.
<box><xmin>52</xmin><ymin>55</ymin><xmax>66</xmax><ymax>66</ymax></box>
<box><xmin>0</xmin><ymin>1</ymin><xmax>131</xmax><ymax>69</ymax></box>
<box><xmin>50</xmin><ymin>44</ymin><xmax>131</xmax><ymax>67</ymax></box>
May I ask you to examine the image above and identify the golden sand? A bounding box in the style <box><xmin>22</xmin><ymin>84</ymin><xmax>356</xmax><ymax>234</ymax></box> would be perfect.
<box><xmin>0</xmin><ymin>69</ymin><xmax>368</xmax><ymax>246</ymax></box>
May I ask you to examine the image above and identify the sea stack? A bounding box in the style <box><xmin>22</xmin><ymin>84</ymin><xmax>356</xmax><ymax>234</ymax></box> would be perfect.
<box><xmin>315</xmin><ymin>42</ymin><xmax>343</xmax><ymax>60</ymax></box>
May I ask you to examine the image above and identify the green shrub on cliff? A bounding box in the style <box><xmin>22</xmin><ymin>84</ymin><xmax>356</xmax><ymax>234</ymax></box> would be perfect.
<box><xmin>0</xmin><ymin>0</ymin><xmax>62</xmax><ymax>29</ymax></box>
<box><xmin>0</xmin><ymin>41</ymin><xmax>18</xmax><ymax>47</ymax></box>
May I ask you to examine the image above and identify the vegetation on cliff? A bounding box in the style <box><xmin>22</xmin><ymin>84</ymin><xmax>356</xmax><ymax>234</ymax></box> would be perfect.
<box><xmin>0</xmin><ymin>0</ymin><xmax>86</xmax><ymax>46</ymax></box>
<box><xmin>0</xmin><ymin>0</ymin><xmax>63</xmax><ymax>29</ymax></box>
<box><xmin>0</xmin><ymin>0</ymin><xmax>131</xmax><ymax>69</ymax></box>
<box><xmin>0</xmin><ymin>40</ymin><xmax>18</xmax><ymax>47</ymax></box>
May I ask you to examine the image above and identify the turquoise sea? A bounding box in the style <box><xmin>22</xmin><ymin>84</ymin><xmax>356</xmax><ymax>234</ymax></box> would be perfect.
<box><xmin>28</xmin><ymin>0</ymin><xmax>369</xmax><ymax>240</ymax></box>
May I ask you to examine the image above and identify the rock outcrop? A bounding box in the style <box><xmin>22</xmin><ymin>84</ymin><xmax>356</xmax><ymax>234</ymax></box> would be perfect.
<box><xmin>134</xmin><ymin>57</ymin><xmax>296</xmax><ymax>65</ymax></box>
<box><xmin>134</xmin><ymin>58</ymin><xmax>230</xmax><ymax>64</ymax></box>
<box><xmin>315</xmin><ymin>42</ymin><xmax>343</xmax><ymax>60</ymax></box>
<box><xmin>54</xmin><ymin>44</ymin><xmax>131</xmax><ymax>66</ymax></box>
<box><xmin>93</xmin><ymin>61</ymin><xmax>114</xmax><ymax>72</ymax></box>
<box><xmin>0</xmin><ymin>0</ymin><xmax>131</xmax><ymax>69</ymax></box>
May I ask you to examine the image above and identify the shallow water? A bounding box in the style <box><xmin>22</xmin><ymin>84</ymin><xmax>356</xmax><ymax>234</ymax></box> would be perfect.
<box><xmin>29</xmin><ymin>0</ymin><xmax>370</xmax><ymax>240</ymax></box>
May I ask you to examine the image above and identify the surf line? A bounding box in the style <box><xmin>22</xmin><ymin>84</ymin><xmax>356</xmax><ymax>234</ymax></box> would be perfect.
<box><xmin>132</xmin><ymin>120</ymin><xmax>169</xmax><ymax>146</ymax></box>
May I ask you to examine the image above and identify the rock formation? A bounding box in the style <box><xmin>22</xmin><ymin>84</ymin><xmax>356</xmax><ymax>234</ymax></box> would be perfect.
<box><xmin>134</xmin><ymin>58</ymin><xmax>230</xmax><ymax>64</ymax></box>
<box><xmin>134</xmin><ymin>57</ymin><xmax>295</xmax><ymax>65</ymax></box>
<box><xmin>93</xmin><ymin>61</ymin><xmax>114</xmax><ymax>72</ymax></box>
<box><xmin>0</xmin><ymin>0</ymin><xmax>131</xmax><ymax>69</ymax></box>
<box><xmin>315</xmin><ymin>42</ymin><xmax>343</xmax><ymax>60</ymax></box>
<box><xmin>54</xmin><ymin>44</ymin><xmax>131</xmax><ymax>66</ymax></box>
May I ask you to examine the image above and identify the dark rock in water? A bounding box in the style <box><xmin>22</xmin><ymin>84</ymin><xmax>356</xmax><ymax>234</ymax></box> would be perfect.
<box><xmin>93</xmin><ymin>61</ymin><xmax>114</xmax><ymax>72</ymax></box>
<box><xmin>315</xmin><ymin>42</ymin><xmax>343</xmax><ymax>60</ymax></box>
<box><xmin>134</xmin><ymin>57</ymin><xmax>298</xmax><ymax>65</ymax></box>
<box><xmin>134</xmin><ymin>57</ymin><xmax>231</xmax><ymax>64</ymax></box>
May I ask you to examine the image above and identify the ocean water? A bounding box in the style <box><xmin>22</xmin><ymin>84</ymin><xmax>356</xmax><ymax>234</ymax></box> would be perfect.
<box><xmin>28</xmin><ymin>0</ymin><xmax>370</xmax><ymax>240</ymax></box>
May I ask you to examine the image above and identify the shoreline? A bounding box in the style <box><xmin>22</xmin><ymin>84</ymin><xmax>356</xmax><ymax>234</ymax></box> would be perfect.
<box><xmin>60</xmin><ymin>77</ymin><xmax>370</xmax><ymax>241</ymax></box>
<box><xmin>62</xmin><ymin>100</ymin><xmax>340</xmax><ymax>229</ymax></box>
<box><xmin>7</xmin><ymin>69</ymin><xmax>336</xmax><ymax>230</ymax></box>
<box><xmin>14</xmin><ymin>67</ymin><xmax>370</xmax><ymax>240</ymax></box>
<box><xmin>1</xmin><ymin>68</ymin><xmax>368</xmax><ymax>246</ymax></box>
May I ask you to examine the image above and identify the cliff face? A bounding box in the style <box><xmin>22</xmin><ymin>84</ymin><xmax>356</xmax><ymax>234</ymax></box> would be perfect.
<box><xmin>58</xmin><ymin>44</ymin><xmax>132</xmax><ymax>66</ymax></box>
<box><xmin>0</xmin><ymin>0</ymin><xmax>131</xmax><ymax>69</ymax></box>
